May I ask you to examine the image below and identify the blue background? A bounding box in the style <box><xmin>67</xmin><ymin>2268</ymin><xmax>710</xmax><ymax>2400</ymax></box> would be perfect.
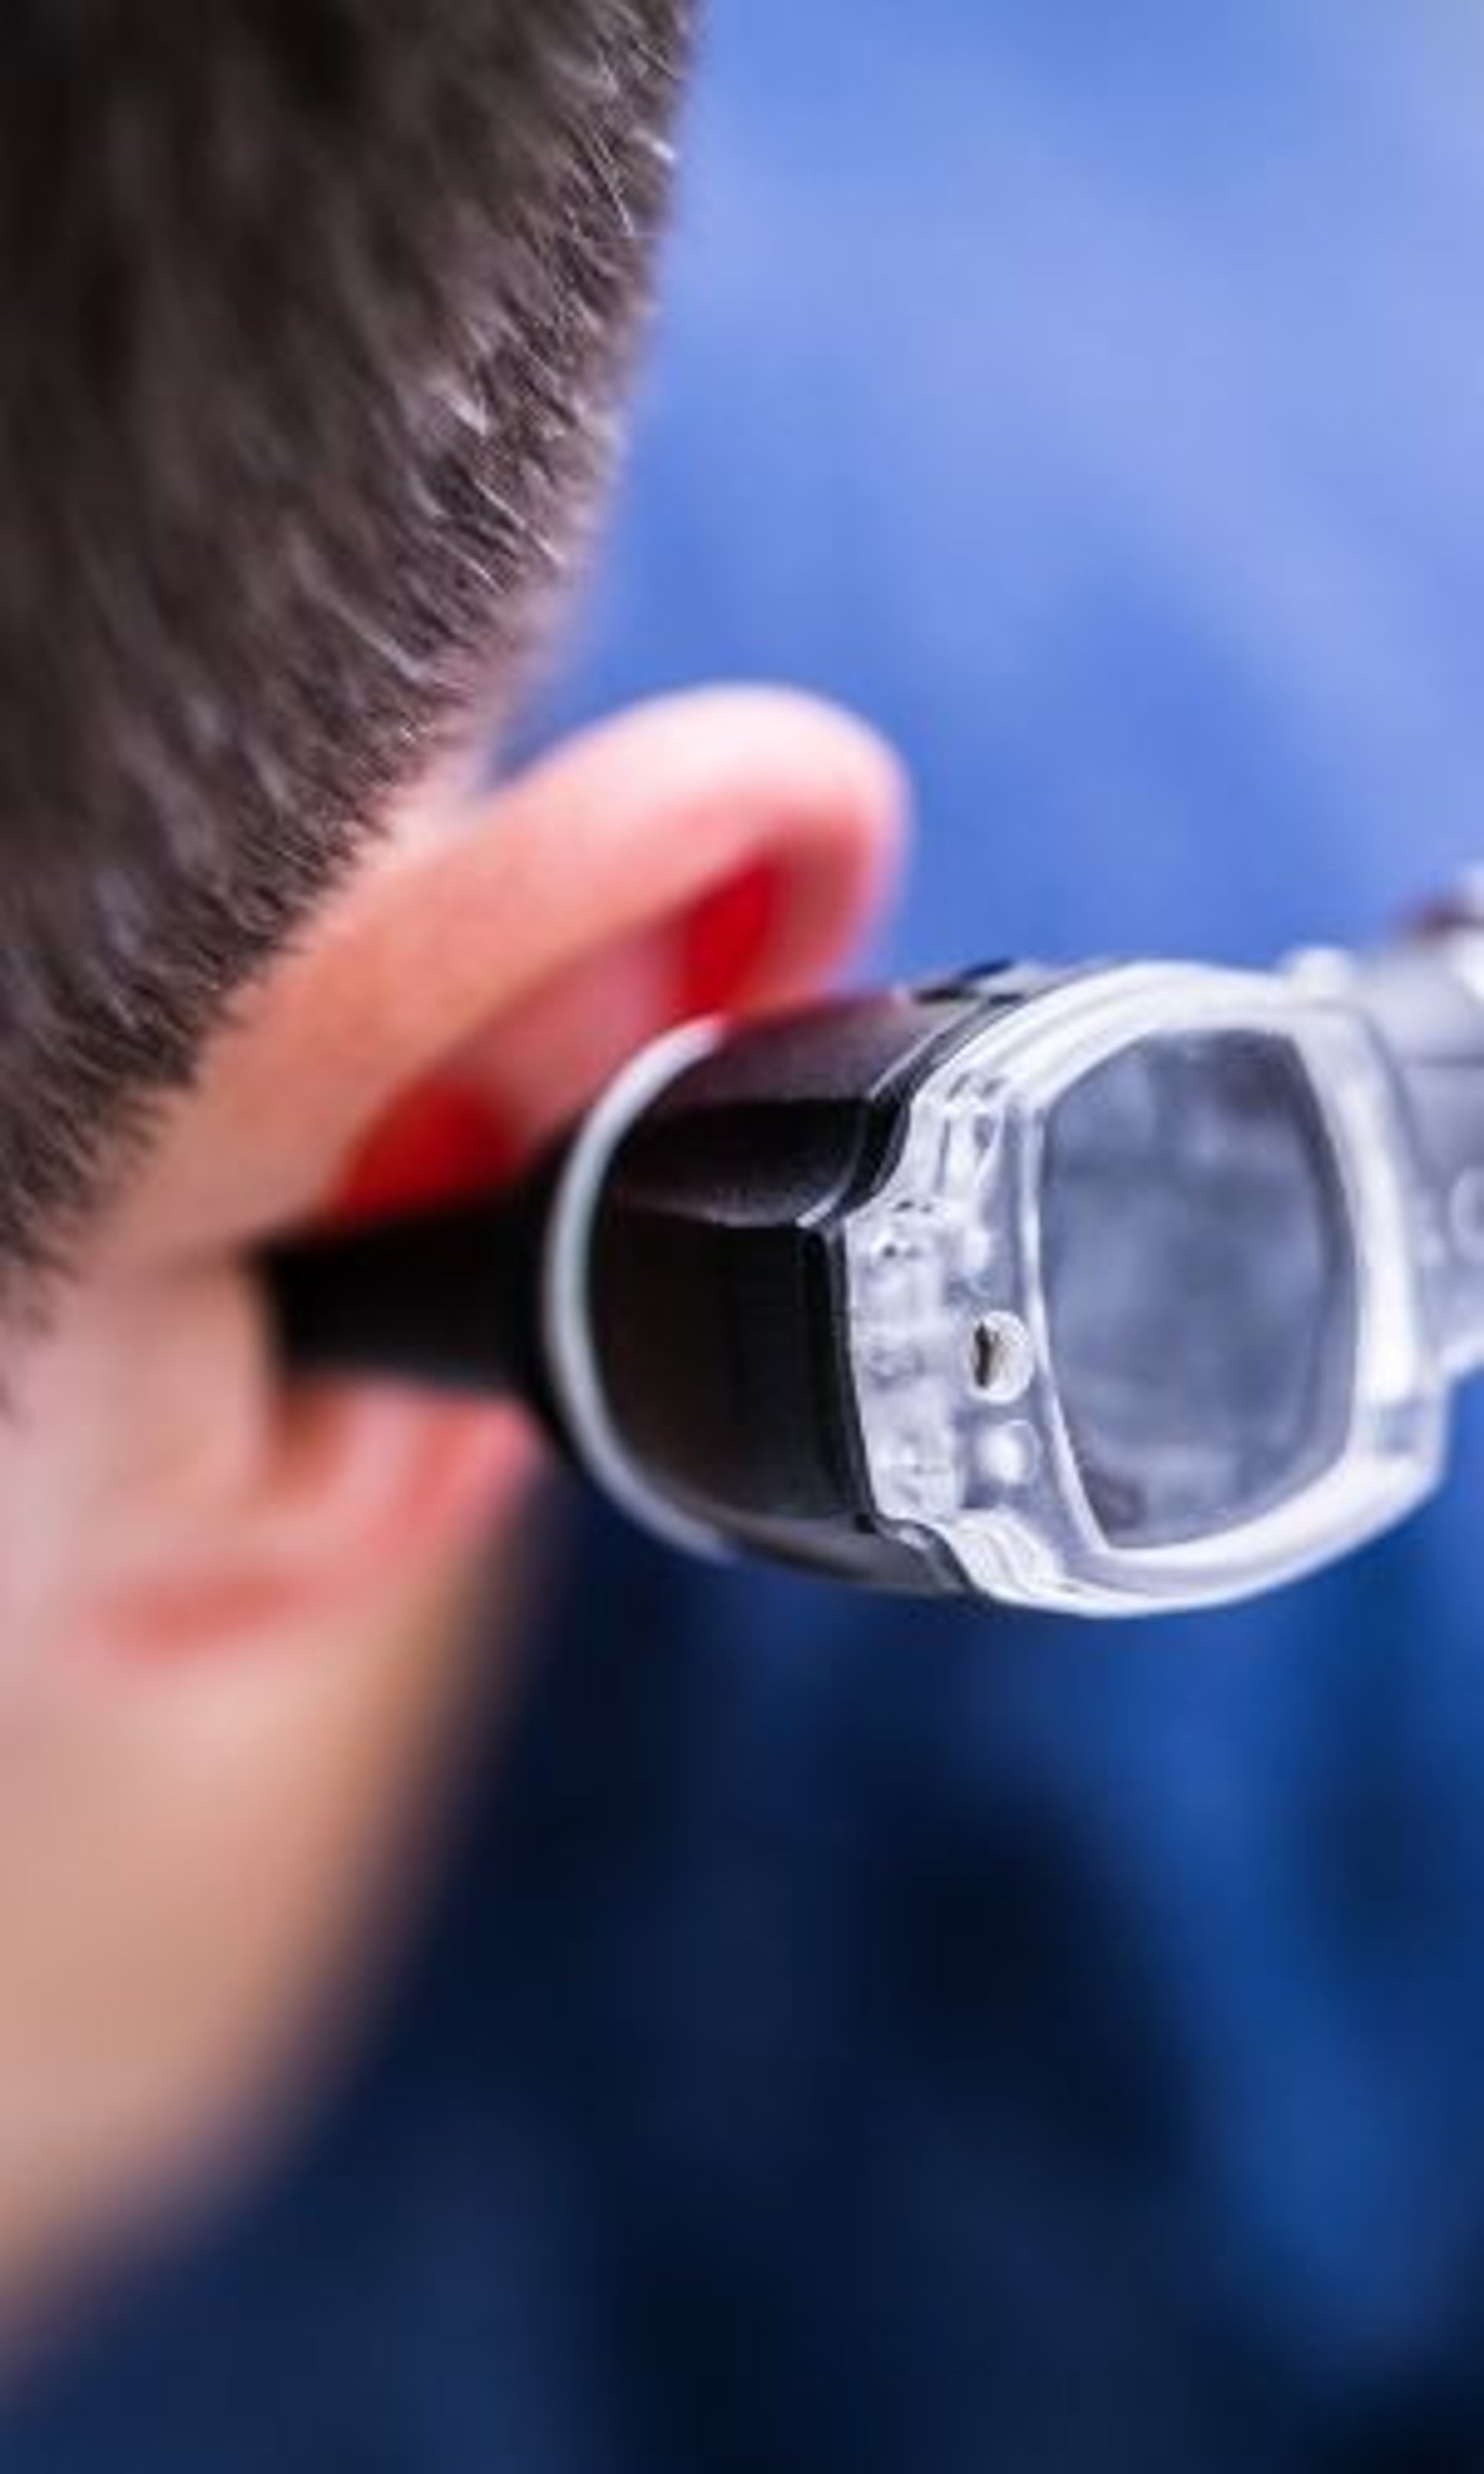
<box><xmin>560</xmin><ymin>0</ymin><xmax>1484</xmax><ymax>966</ymax></box>
<box><xmin>543</xmin><ymin>0</ymin><xmax>1484</xmax><ymax>2417</ymax></box>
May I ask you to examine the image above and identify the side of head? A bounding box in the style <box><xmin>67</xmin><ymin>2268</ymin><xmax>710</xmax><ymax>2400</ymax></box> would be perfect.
<box><xmin>0</xmin><ymin>2</ymin><xmax>904</xmax><ymax>1679</ymax></box>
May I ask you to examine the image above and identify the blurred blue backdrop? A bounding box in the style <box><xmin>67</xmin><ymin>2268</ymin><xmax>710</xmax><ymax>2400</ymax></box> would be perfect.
<box><xmin>553</xmin><ymin>0</ymin><xmax>1484</xmax><ymax>969</ymax></box>
<box><xmin>539</xmin><ymin>0</ymin><xmax>1484</xmax><ymax>2410</ymax></box>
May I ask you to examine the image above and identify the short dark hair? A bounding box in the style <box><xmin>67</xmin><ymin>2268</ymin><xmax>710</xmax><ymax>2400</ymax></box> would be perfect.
<box><xmin>0</xmin><ymin>0</ymin><xmax>689</xmax><ymax>1315</ymax></box>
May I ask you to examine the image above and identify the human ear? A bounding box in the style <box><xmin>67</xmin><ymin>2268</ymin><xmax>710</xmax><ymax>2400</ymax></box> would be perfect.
<box><xmin>73</xmin><ymin>690</ymin><xmax>908</xmax><ymax>1658</ymax></box>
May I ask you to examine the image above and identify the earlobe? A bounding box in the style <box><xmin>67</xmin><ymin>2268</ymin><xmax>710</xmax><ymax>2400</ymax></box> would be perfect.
<box><xmin>89</xmin><ymin>1381</ymin><xmax>535</xmax><ymax>1665</ymax></box>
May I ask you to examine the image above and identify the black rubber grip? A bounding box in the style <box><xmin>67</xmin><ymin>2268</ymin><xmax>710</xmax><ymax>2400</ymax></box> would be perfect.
<box><xmin>264</xmin><ymin>1146</ymin><xmax>568</xmax><ymax>1440</ymax></box>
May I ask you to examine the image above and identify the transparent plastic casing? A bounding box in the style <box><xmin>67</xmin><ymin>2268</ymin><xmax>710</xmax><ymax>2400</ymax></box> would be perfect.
<box><xmin>842</xmin><ymin>966</ymin><xmax>1447</xmax><ymax>1616</ymax></box>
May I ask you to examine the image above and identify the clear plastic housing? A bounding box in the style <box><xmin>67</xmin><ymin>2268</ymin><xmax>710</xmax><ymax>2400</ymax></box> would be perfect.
<box><xmin>842</xmin><ymin>965</ymin><xmax>1447</xmax><ymax>1615</ymax></box>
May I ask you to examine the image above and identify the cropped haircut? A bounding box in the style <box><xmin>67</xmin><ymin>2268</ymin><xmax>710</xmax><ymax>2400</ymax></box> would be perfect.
<box><xmin>0</xmin><ymin>0</ymin><xmax>690</xmax><ymax>1316</ymax></box>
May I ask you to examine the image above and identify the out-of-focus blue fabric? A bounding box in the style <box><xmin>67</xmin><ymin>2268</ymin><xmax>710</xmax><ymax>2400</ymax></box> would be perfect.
<box><xmin>12</xmin><ymin>4</ymin><xmax>1484</xmax><ymax>2468</ymax></box>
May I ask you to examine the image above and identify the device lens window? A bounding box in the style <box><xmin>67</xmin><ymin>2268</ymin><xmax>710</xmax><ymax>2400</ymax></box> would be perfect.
<box><xmin>1040</xmin><ymin>1031</ymin><xmax>1357</xmax><ymax>1549</ymax></box>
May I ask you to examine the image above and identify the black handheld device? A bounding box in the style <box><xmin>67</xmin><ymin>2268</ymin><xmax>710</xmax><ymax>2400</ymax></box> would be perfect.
<box><xmin>264</xmin><ymin>935</ymin><xmax>1484</xmax><ymax>1620</ymax></box>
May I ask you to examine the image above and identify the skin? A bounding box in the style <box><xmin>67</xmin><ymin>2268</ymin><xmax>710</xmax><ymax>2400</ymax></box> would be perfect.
<box><xmin>0</xmin><ymin>686</ymin><xmax>907</xmax><ymax>2354</ymax></box>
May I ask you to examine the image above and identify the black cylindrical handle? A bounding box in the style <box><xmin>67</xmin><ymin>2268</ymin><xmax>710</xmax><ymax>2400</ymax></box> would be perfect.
<box><xmin>261</xmin><ymin>977</ymin><xmax>1007</xmax><ymax>1594</ymax></box>
<box><xmin>264</xmin><ymin>1147</ymin><xmax>567</xmax><ymax>1436</ymax></box>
